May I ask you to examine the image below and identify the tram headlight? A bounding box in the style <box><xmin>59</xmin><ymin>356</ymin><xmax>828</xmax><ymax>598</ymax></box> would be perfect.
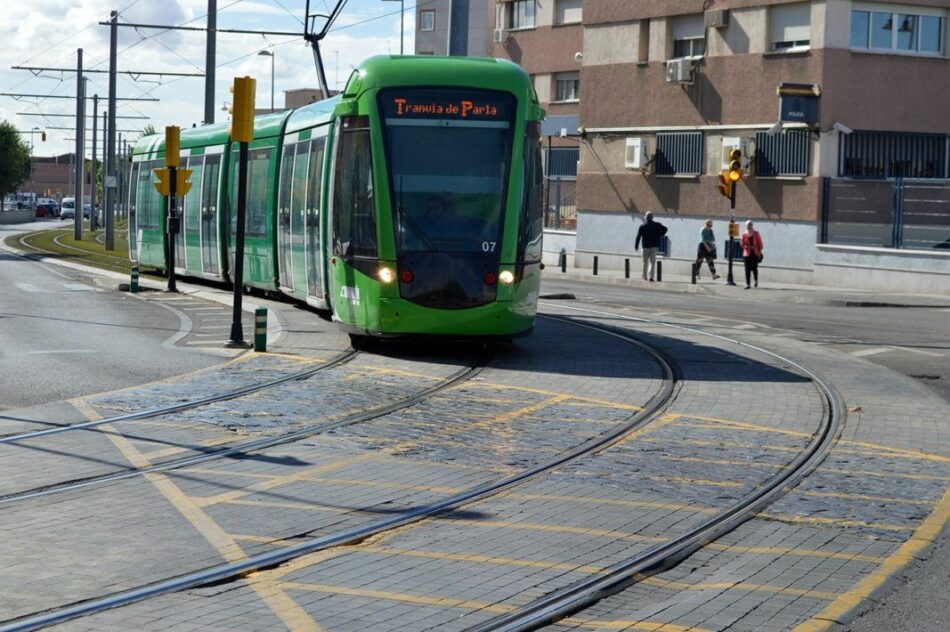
<box><xmin>499</xmin><ymin>270</ymin><xmax>515</xmax><ymax>285</ymax></box>
<box><xmin>377</xmin><ymin>266</ymin><xmax>395</xmax><ymax>284</ymax></box>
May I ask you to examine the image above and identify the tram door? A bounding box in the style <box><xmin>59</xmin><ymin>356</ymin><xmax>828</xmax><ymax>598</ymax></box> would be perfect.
<box><xmin>174</xmin><ymin>160</ymin><xmax>187</xmax><ymax>270</ymax></box>
<box><xmin>305</xmin><ymin>137</ymin><xmax>326</xmax><ymax>299</ymax></box>
<box><xmin>277</xmin><ymin>144</ymin><xmax>295</xmax><ymax>290</ymax></box>
<box><xmin>127</xmin><ymin>162</ymin><xmax>139</xmax><ymax>261</ymax></box>
<box><xmin>200</xmin><ymin>155</ymin><xmax>221</xmax><ymax>275</ymax></box>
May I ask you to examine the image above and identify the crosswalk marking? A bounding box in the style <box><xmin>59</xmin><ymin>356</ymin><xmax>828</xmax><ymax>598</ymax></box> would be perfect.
<box><xmin>849</xmin><ymin>347</ymin><xmax>892</xmax><ymax>358</ymax></box>
<box><xmin>14</xmin><ymin>283</ymin><xmax>41</xmax><ymax>292</ymax></box>
<box><xmin>62</xmin><ymin>283</ymin><xmax>94</xmax><ymax>292</ymax></box>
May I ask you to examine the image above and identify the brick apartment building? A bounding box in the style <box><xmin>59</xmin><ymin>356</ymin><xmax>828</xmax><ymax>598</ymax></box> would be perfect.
<box><xmin>430</xmin><ymin>0</ymin><xmax>950</xmax><ymax>292</ymax></box>
<box><xmin>29</xmin><ymin>154</ymin><xmax>89</xmax><ymax>201</ymax></box>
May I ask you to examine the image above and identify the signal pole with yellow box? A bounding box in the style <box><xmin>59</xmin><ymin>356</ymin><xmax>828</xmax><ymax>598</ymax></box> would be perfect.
<box><xmin>226</xmin><ymin>76</ymin><xmax>256</xmax><ymax>348</ymax></box>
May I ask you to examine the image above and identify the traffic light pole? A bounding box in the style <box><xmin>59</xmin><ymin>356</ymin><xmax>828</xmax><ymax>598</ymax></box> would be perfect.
<box><xmin>227</xmin><ymin>140</ymin><xmax>250</xmax><ymax>347</ymax></box>
<box><xmin>727</xmin><ymin>187</ymin><xmax>737</xmax><ymax>286</ymax></box>
<box><xmin>166</xmin><ymin>165</ymin><xmax>178</xmax><ymax>292</ymax></box>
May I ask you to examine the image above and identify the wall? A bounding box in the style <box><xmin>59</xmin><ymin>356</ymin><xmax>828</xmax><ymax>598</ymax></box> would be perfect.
<box><xmin>815</xmin><ymin>245</ymin><xmax>950</xmax><ymax>294</ymax></box>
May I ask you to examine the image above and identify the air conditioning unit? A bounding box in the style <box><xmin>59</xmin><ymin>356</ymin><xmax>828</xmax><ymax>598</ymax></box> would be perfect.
<box><xmin>665</xmin><ymin>59</ymin><xmax>693</xmax><ymax>84</ymax></box>
<box><xmin>625</xmin><ymin>137</ymin><xmax>649</xmax><ymax>170</ymax></box>
<box><xmin>721</xmin><ymin>136</ymin><xmax>752</xmax><ymax>171</ymax></box>
<box><xmin>705</xmin><ymin>9</ymin><xmax>730</xmax><ymax>28</ymax></box>
<box><xmin>493</xmin><ymin>29</ymin><xmax>508</xmax><ymax>44</ymax></box>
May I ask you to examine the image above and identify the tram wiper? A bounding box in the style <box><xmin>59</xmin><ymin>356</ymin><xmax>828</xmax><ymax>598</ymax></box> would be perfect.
<box><xmin>394</xmin><ymin>176</ymin><xmax>440</xmax><ymax>253</ymax></box>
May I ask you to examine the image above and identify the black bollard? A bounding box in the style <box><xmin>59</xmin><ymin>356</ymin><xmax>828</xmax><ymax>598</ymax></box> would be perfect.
<box><xmin>624</xmin><ymin>258</ymin><xmax>630</xmax><ymax>279</ymax></box>
<box><xmin>691</xmin><ymin>262</ymin><xmax>698</xmax><ymax>284</ymax></box>
<box><xmin>559</xmin><ymin>251</ymin><xmax>567</xmax><ymax>273</ymax></box>
<box><xmin>656</xmin><ymin>260</ymin><xmax>663</xmax><ymax>282</ymax></box>
<box><xmin>593</xmin><ymin>256</ymin><xmax>599</xmax><ymax>276</ymax></box>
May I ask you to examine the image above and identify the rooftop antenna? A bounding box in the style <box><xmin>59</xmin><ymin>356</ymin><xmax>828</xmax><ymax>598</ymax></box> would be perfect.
<box><xmin>304</xmin><ymin>1</ymin><xmax>350</xmax><ymax>99</ymax></box>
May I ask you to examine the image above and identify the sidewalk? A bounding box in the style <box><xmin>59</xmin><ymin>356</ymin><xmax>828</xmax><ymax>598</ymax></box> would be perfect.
<box><xmin>542</xmin><ymin>263</ymin><xmax>950</xmax><ymax>308</ymax></box>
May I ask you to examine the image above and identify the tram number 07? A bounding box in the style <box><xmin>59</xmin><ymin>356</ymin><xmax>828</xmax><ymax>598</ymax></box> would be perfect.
<box><xmin>481</xmin><ymin>241</ymin><xmax>497</xmax><ymax>253</ymax></box>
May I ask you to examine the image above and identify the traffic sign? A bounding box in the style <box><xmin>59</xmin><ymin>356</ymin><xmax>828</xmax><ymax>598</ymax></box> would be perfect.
<box><xmin>153</xmin><ymin>167</ymin><xmax>193</xmax><ymax>196</ymax></box>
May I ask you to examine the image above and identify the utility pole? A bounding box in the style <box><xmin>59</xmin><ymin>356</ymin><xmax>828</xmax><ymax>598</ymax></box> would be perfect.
<box><xmin>105</xmin><ymin>10</ymin><xmax>118</xmax><ymax>250</ymax></box>
<box><xmin>74</xmin><ymin>49</ymin><xmax>84</xmax><ymax>241</ymax></box>
<box><xmin>91</xmin><ymin>94</ymin><xmax>98</xmax><ymax>231</ymax></box>
<box><xmin>205</xmin><ymin>0</ymin><xmax>217</xmax><ymax>125</ymax></box>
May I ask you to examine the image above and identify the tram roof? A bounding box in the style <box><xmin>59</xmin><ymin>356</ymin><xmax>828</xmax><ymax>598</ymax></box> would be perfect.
<box><xmin>343</xmin><ymin>55</ymin><xmax>535</xmax><ymax>98</ymax></box>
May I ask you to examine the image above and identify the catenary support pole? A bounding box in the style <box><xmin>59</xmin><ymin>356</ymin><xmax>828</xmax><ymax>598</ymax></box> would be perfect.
<box><xmin>205</xmin><ymin>0</ymin><xmax>216</xmax><ymax>125</ymax></box>
<box><xmin>105</xmin><ymin>11</ymin><xmax>118</xmax><ymax>250</ymax></box>
<box><xmin>74</xmin><ymin>50</ymin><xmax>83</xmax><ymax>241</ymax></box>
<box><xmin>90</xmin><ymin>94</ymin><xmax>98</xmax><ymax>231</ymax></box>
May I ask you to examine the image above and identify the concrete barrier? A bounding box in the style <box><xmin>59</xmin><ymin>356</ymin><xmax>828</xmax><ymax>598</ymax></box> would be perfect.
<box><xmin>0</xmin><ymin>208</ymin><xmax>36</xmax><ymax>224</ymax></box>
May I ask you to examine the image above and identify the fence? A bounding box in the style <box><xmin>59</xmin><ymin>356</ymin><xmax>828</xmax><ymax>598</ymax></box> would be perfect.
<box><xmin>544</xmin><ymin>178</ymin><xmax>577</xmax><ymax>231</ymax></box>
<box><xmin>821</xmin><ymin>178</ymin><xmax>950</xmax><ymax>251</ymax></box>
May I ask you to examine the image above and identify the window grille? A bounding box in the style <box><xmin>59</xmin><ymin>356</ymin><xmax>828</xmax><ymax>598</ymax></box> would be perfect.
<box><xmin>547</xmin><ymin>147</ymin><xmax>579</xmax><ymax>178</ymax></box>
<box><xmin>655</xmin><ymin>132</ymin><xmax>704</xmax><ymax>176</ymax></box>
<box><xmin>755</xmin><ymin>130</ymin><xmax>810</xmax><ymax>177</ymax></box>
<box><xmin>839</xmin><ymin>131</ymin><xmax>948</xmax><ymax>179</ymax></box>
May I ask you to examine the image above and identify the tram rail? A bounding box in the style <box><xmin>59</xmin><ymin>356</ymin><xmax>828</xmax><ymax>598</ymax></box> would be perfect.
<box><xmin>0</xmin><ymin>317</ymin><xmax>678</xmax><ymax>632</ymax></box>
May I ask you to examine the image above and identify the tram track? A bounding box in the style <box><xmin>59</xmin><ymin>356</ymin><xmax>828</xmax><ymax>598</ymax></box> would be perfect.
<box><xmin>0</xmin><ymin>347</ymin><xmax>489</xmax><ymax>508</ymax></box>
<box><xmin>0</xmin><ymin>350</ymin><xmax>358</xmax><ymax>445</ymax></box>
<box><xmin>461</xmin><ymin>304</ymin><xmax>846</xmax><ymax>632</ymax></box>
<box><xmin>0</xmin><ymin>317</ymin><xmax>679</xmax><ymax>632</ymax></box>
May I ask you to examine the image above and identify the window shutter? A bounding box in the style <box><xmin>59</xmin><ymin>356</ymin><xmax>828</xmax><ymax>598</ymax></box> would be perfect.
<box><xmin>672</xmin><ymin>14</ymin><xmax>705</xmax><ymax>40</ymax></box>
<box><xmin>771</xmin><ymin>3</ymin><xmax>811</xmax><ymax>43</ymax></box>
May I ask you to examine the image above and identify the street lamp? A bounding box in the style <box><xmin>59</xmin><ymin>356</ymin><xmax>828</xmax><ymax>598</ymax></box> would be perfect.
<box><xmin>258</xmin><ymin>50</ymin><xmax>275</xmax><ymax>111</ymax></box>
<box><xmin>381</xmin><ymin>0</ymin><xmax>405</xmax><ymax>55</ymax></box>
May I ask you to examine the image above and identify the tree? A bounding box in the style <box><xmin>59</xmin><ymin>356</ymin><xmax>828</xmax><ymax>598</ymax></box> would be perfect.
<box><xmin>0</xmin><ymin>120</ymin><xmax>32</xmax><ymax>210</ymax></box>
<box><xmin>142</xmin><ymin>124</ymin><xmax>157</xmax><ymax>137</ymax></box>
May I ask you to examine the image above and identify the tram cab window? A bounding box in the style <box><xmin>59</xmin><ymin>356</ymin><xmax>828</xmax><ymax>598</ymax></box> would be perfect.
<box><xmin>332</xmin><ymin>117</ymin><xmax>378</xmax><ymax>259</ymax></box>
<box><xmin>518</xmin><ymin>123</ymin><xmax>544</xmax><ymax>264</ymax></box>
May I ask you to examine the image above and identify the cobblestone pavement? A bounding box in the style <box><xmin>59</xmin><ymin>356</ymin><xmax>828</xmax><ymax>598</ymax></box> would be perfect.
<box><xmin>2</xmin><ymin>292</ymin><xmax>948</xmax><ymax>632</ymax></box>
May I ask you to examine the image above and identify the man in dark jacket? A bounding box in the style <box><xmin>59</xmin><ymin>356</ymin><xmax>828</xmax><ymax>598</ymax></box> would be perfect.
<box><xmin>634</xmin><ymin>212</ymin><xmax>668</xmax><ymax>282</ymax></box>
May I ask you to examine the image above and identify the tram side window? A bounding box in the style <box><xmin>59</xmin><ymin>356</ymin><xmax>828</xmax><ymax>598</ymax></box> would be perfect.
<box><xmin>306</xmin><ymin>136</ymin><xmax>327</xmax><ymax>212</ymax></box>
<box><xmin>202</xmin><ymin>155</ymin><xmax>220</xmax><ymax>211</ymax></box>
<box><xmin>518</xmin><ymin>128</ymin><xmax>544</xmax><ymax>263</ymax></box>
<box><xmin>292</xmin><ymin>141</ymin><xmax>310</xmax><ymax>214</ymax></box>
<box><xmin>278</xmin><ymin>144</ymin><xmax>294</xmax><ymax>216</ymax></box>
<box><xmin>230</xmin><ymin>148</ymin><xmax>273</xmax><ymax>237</ymax></box>
<box><xmin>332</xmin><ymin>122</ymin><xmax>377</xmax><ymax>258</ymax></box>
<box><xmin>128</xmin><ymin>162</ymin><xmax>140</xmax><ymax>220</ymax></box>
<box><xmin>139</xmin><ymin>160</ymin><xmax>162</xmax><ymax>228</ymax></box>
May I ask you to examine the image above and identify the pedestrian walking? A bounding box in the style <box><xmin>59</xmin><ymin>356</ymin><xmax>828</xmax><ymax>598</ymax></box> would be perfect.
<box><xmin>634</xmin><ymin>212</ymin><xmax>668</xmax><ymax>282</ymax></box>
<box><xmin>695</xmin><ymin>219</ymin><xmax>720</xmax><ymax>280</ymax></box>
<box><xmin>740</xmin><ymin>219</ymin><xmax>764</xmax><ymax>289</ymax></box>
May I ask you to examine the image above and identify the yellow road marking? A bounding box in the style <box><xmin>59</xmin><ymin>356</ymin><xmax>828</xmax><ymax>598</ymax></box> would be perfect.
<box><xmin>561</xmin><ymin>618</ymin><xmax>712</xmax><ymax>632</ymax></box>
<box><xmin>835</xmin><ymin>440</ymin><xmax>950</xmax><ymax>463</ymax></box>
<box><xmin>139</xmin><ymin>436</ymin><xmax>239</xmax><ymax>460</ymax></box>
<box><xmin>639</xmin><ymin>575</ymin><xmax>839</xmax><ymax>601</ymax></box>
<box><xmin>797</xmin><ymin>490</ymin><xmax>935</xmax><ymax>506</ymax></box>
<box><xmin>757</xmin><ymin>513</ymin><xmax>914</xmax><ymax>532</ymax></box>
<box><xmin>282</xmin><ymin>580</ymin><xmax>516</xmax><ymax>613</ymax></box>
<box><xmin>794</xmin><ymin>483</ymin><xmax>950</xmax><ymax>632</ymax></box>
<box><xmin>617</xmin><ymin>413</ymin><xmax>682</xmax><ymax>446</ymax></box>
<box><xmin>660</xmin><ymin>455</ymin><xmax>784</xmax><ymax>468</ymax></box>
<box><xmin>450</xmin><ymin>519</ymin><xmax>668</xmax><ymax>543</ymax></box>
<box><xmin>192</xmin><ymin>455</ymin><xmax>377</xmax><ymax>508</ymax></box>
<box><xmin>675</xmin><ymin>417</ymin><xmax>813</xmax><ymax>438</ymax></box>
<box><xmin>820</xmin><ymin>467</ymin><xmax>950</xmax><ymax>482</ymax></box>
<box><xmin>705</xmin><ymin>543</ymin><xmax>883</xmax><ymax>563</ymax></box>
<box><xmin>70</xmin><ymin>399</ymin><xmax>323</xmax><ymax>632</ymax></box>
<box><xmin>651</xmin><ymin>476</ymin><xmax>744</xmax><ymax>488</ymax></box>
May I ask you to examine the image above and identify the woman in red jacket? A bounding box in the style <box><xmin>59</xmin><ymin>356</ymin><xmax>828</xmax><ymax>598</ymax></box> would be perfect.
<box><xmin>740</xmin><ymin>220</ymin><xmax>763</xmax><ymax>289</ymax></box>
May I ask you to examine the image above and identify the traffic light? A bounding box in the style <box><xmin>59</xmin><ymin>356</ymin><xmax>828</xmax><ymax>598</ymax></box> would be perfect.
<box><xmin>728</xmin><ymin>148</ymin><xmax>743</xmax><ymax>182</ymax></box>
<box><xmin>153</xmin><ymin>168</ymin><xmax>171</xmax><ymax>196</ymax></box>
<box><xmin>717</xmin><ymin>171</ymin><xmax>733</xmax><ymax>198</ymax></box>
<box><xmin>229</xmin><ymin>76</ymin><xmax>257</xmax><ymax>143</ymax></box>
<box><xmin>175</xmin><ymin>168</ymin><xmax>193</xmax><ymax>196</ymax></box>
<box><xmin>165</xmin><ymin>126</ymin><xmax>180</xmax><ymax>168</ymax></box>
<box><xmin>41</xmin><ymin>131</ymin><xmax>46</xmax><ymax>142</ymax></box>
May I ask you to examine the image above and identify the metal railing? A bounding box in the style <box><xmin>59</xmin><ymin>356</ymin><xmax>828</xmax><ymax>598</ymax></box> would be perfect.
<box><xmin>544</xmin><ymin>178</ymin><xmax>576</xmax><ymax>231</ymax></box>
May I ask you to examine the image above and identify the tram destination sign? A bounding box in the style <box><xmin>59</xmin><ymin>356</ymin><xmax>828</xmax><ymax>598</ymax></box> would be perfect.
<box><xmin>381</xmin><ymin>89</ymin><xmax>513</xmax><ymax>121</ymax></box>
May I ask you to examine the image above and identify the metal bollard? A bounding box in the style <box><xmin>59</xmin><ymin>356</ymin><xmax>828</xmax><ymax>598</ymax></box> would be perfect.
<box><xmin>691</xmin><ymin>262</ymin><xmax>698</xmax><ymax>285</ymax></box>
<box><xmin>559</xmin><ymin>251</ymin><xmax>567</xmax><ymax>273</ymax></box>
<box><xmin>624</xmin><ymin>258</ymin><xmax>630</xmax><ymax>279</ymax></box>
<box><xmin>593</xmin><ymin>256</ymin><xmax>599</xmax><ymax>276</ymax></box>
<box><xmin>254</xmin><ymin>307</ymin><xmax>267</xmax><ymax>352</ymax></box>
<box><xmin>656</xmin><ymin>260</ymin><xmax>663</xmax><ymax>282</ymax></box>
<box><xmin>130</xmin><ymin>265</ymin><xmax>139</xmax><ymax>293</ymax></box>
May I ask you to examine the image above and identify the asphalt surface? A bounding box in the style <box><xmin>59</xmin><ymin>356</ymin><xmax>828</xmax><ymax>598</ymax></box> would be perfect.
<box><xmin>0</xmin><ymin>219</ymin><xmax>228</xmax><ymax>411</ymax></box>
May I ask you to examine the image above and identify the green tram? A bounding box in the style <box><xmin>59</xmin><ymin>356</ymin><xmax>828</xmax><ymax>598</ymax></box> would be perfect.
<box><xmin>129</xmin><ymin>56</ymin><xmax>544</xmax><ymax>343</ymax></box>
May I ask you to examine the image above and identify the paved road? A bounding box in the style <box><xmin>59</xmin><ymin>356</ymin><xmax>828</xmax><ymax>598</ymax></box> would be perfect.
<box><xmin>0</xmin><ymin>221</ymin><xmax>229</xmax><ymax>411</ymax></box>
<box><xmin>541</xmin><ymin>275</ymin><xmax>950</xmax><ymax>632</ymax></box>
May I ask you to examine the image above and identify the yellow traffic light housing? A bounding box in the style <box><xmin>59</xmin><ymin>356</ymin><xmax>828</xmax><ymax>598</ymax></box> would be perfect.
<box><xmin>717</xmin><ymin>171</ymin><xmax>733</xmax><ymax>198</ymax></box>
<box><xmin>727</xmin><ymin>148</ymin><xmax>743</xmax><ymax>182</ymax></box>
<box><xmin>153</xmin><ymin>168</ymin><xmax>171</xmax><ymax>196</ymax></box>
<box><xmin>175</xmin><ymin>168</ymin><xmax>193</xmax><ymax>196</ymax></box>
<box><xmin>229</xmin><ymin>76</ymin><xmax>257</xmax><ymax>143</ymax></box>
<box><xmin>165</xmin><ymin>126</ymin><xmax>180</xmax><ymax>168</ymax></box>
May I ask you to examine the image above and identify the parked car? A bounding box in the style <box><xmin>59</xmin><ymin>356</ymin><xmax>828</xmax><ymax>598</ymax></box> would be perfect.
<box><xmin>60</xmin><ymin>197</ymin><xmax>76</xmax><ymax>219</ymax></box>
<box><xmin>35</xmin><ymin>202</ymin><xmax>57</xmax><ymax>218</ymax></box>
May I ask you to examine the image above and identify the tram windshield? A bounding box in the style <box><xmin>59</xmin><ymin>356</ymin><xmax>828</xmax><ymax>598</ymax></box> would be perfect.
<box><xmin>379</xmin><ymin>88</ymin><xmax>515</xmax><ymax>255</ymax></box>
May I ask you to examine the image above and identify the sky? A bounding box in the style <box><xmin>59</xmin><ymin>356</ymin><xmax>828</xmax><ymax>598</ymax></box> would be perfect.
<box><xmin>0</xmin><ymin>0</ymin><xmax>420</xmax><ymax>157</ymax></box>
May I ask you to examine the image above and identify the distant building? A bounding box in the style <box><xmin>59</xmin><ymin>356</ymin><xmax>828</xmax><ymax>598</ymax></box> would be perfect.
<box><xmin>490</xmin><ymin>0</ymin><xmax>950</xmax><ymax>293</ymax></box>
<box><xmin>30</xmin><ymin>154</ymin><xmax>89</xmax><ymax>201</ymax></box>
<box><xmin>415</xmin><ymin>0</ymin><xmax>492</xmax><ymax>56</ymax></box>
